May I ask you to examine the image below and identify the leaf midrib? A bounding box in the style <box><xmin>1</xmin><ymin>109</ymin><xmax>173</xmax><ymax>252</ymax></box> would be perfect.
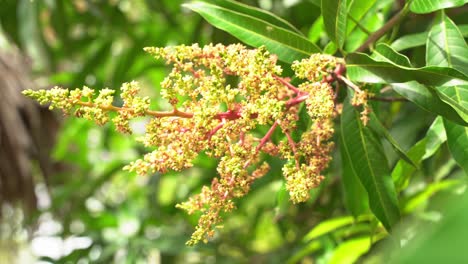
<box><xmin>186</xmin><ymin>2</ymin><xmax>319</xmax><ymax>56</ymax></box>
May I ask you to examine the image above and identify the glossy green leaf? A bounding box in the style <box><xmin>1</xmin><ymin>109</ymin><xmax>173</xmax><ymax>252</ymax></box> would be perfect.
<box><xmin>322</xmin><ymin>0</ymin><xmax>347</xmax><ymax>48</ymax></box>
<box><xmin>423</xmin><ymin>116</ymin><xmax>447</xmax><ymax>159</ymax></box>
<box><xmin>329</xmin><ymin>236</ymin><xmax>372</xmax><ymax>264</ymax></box>
<box><xmin>437</xmin><ymin>86</ymin><xmax>468</xmax><ymax>122</ymax></box>
<box><xmin>340</xmin><ymin>135</ymin><xmax>369</xmax><ymax>217</ymax></box>
<box><xmin>426</xmin><ymin>13</ymin><xmax>468</xmax><ymax>123</ymax></box>
<box><xmin>340</xmin><ymin>97</ymin><xmax>400</xmax><ymax>231</ymax></box>
<box><xmin>184</xmin><ymin>1</ymin><xmax>321</xmax><ymax>63</ymax></box>
<box><xmin>426</xmin><ymin>11</ymin><xmax>468</xmax><ymax>174</ymax></box>
<box><xmin>410</xmin><ymin>0</ymin><xmax>468</xmax><ymax>14</ymax></box>
<box><xmin>391</xmin><ymin>25</ymin><xmax>468</xmax><ymax>51</ymax></box>
<box><xmin>391</xmin><ymin>81</ymin><xmax>468</xmax><ymax>126</ymax></box>
<box><xmin>346</xmin><ymin>0</ymin><xmax>377</xmax><ymax>35</ymax></box>
<box><xmin>426</xmin><ymin>11</ymin><xmax>468</xmax><ymax>75</ymax></box>
<box><xmin>198</xmin><ymin>0</ymin><xmax>302</xmax><ymax>34</ymax></box>
<box><xmin>372</xmin><ymin>43</ymin><xmax>412</xmax><ymax>67</ymax></box>
<box><xmin>346</xmin><ymin>53</ymin><xmax>468</xmax><ymax>87</ymax></box>
<box><xmin>444</xmin><ymin>119</ymin><xmax>468</xmax><ymax>174</ymax></box>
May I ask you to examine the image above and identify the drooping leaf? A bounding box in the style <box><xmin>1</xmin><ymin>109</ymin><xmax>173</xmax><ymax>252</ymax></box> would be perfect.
<box><xmin>444</xmin><ymin>119</ymin><xmax>468</xmax><ymax>174</ymax></box>
<box><xmin>340</xmin><ymin>136</ymin><xmax>369</xmax><ymax>217</ymax></box>
<box><xmin>410</xmin><ymin>0</ymin><xmax>468</xmax><ymax>14</ymax></box>
<box><xmin>391</xmin><ymin>25</ymin><xmax>468</xmax><ymax>52</ymax></box>
<box><xmin>391</xmin><ymin>81</ymin><xmax>468</xmax><ymax>126</ymax></box>
<box><xmin>372</xmin><ymin>43</ymin><xmax>412</xmax><ymax>67</ymax></box>
<box><xmin>346</xmin><ymin>53</ymin><xmax>468</xmax><ymax>87</ymax></box>
<box><xmin>321</xmin><ymin>0</ymin><xmax>347</xmax><ymax>48</ymax></box>
<box><xmin>184</xmin><ymin>1</ymin><xmax>320</xmax><ymax>63</ymax></box>
<box><xmin>340</xmin><ymin>97</ymin><xmax>400</xmax><ymax>231</ymax></box>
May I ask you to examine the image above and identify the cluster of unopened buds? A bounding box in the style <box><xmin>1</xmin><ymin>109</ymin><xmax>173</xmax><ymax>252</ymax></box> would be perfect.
<box><xmin>23</xmin><ymin>43</ymin><xmax>370</xmax><ymax>245</ymax></box>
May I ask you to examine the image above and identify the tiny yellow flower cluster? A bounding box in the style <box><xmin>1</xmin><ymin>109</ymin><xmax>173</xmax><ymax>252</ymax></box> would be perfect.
<box><xmin>23</xmin><ymin>44</ymin><xmax>350</xmax><ymax>245</ymax></box>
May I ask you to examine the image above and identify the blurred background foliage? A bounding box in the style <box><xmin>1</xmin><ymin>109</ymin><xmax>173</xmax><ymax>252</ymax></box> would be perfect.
<box><xmin>0</xmin><ymin>0</ymin><xmax>467</xmax><ymax>263</ymax></box>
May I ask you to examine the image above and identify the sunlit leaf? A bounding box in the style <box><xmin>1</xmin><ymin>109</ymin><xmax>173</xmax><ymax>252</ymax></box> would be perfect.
<box><xmin>372</xmin><ymin>43</ymin><xmax>412</xmax><ymax>67</ymax></box>
<box><xmin>184</xmin><ymin>1</ymin><xmax>321</xmax><ymax>63</ymax></box>
<box><xmin>329</xmin><ymin>236</ymin><xmax>372</xmax><ymax>264</ymax></box>
<box><xmin>321</xmin><ymin>0</ymin><xmax>347</xmax><ymax>48</ymax></box>
<box><xmin>426</xmin><ymin>11</ymin><xmax>468</xmax><ymax>174</ymax></box>
<box><xmin>410</xmin><ymin>0</ymin><xmax>468</xmax><ymax>14</ymax></box>
<box><xmin>303</xmin><ymin>216</ymin><xmax>367</xmax><ymax>242</ymax></box>
<box><xmin>199</xmin><ymin>0</ymin><xmax>302</xmax><ymax>34</ymax></box>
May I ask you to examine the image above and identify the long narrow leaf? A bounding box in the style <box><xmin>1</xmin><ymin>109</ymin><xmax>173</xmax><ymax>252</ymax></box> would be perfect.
<box><xmin>391</xmin><ymin>25</ymin><xmax>468</xmax><ymax>51</ymax></box>
<box><xmin>340</xmin><ymin>97</ymin><xmax>400</xmax><ymax>231</ymax></box>
<box><xmin>346</xmin><ymin>53</ymin><xmax>468</xmax><ymax>87</ymax></box>
<box><xmin>426</xmin><ymin>11</ymin><xmax>468</xmax><ymax>174</ymax></box>
<box><xmin>184</xmin><ymin>1</ymin><xmax>320</xmax><ymax>63</ymax></box>
<box><xmin>340</xmin><ymin>136</ymin><xmax>369</xmax><ymax>217</ymax></box>
<box><xmin>391</xmin><ymin>81</ymin><xmax>468</xmax><ymax>126</ymax></box>
<box><xmin>198</xmin><ymin>0</ymin><xmax>302</xmax><ymax>34</ymax></box>
<box><xmin>444</xmin><ymin>120</ymin><xmax>468</xmax><ymax>174</ymax></box>
<box><xmin>410</xmin><ymin>0</ymin><xmax>468</xmax><ymax>14</ymax></box>
<box><xmin>322</xmin><ymin>0</ymin><xmax>347</xmax><ymax>48</ymax></box>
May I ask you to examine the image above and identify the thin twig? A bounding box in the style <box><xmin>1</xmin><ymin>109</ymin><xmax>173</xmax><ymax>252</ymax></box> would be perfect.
<box><xmin>355</xmin><ymin>6</ymin><xmax>409</xmax><ymax>53</ymax></box>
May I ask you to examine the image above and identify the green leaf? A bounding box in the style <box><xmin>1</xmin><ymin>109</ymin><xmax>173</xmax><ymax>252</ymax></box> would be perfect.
<box><xmin>346</xmin><ymin>0</ymin><xmax>377</xmax><ymax>35</ymax></box>
<box><xmin>393</xmin><ymin>117</ymin><xmax>447</xmax><ymax>191</ymax></box>
<box><xmin>426</xmin><ymin>11</ymin><xmax>468</xmax><ymax>174</ymax></box>
<box><xmin>410</xmin><ymin>0</ymin><xmax>468</xmax><ymax>14</ymax></box>
<box><xmin>392</xmin><ymin>139</ymin><xmax>427</xmax><ymax>191</ymax></box>
<box><xmin>321</xmin><ymin>0</ymin><xmax>347</xmax><ymax>48</ymax></box>
<box><xmin>368</xmin><ymin>112</ymin><xmax>417</xmax><ymax>167</ymax></box>
<box><xmin>340</xmin><ymin>96</ymin><xmax>400</xmax><ymax>231</ymax></box>
<box><xmin>437</xmin><ymin>86</ymin><xmax>468</xmax><ymax>122</ymax></box>
<box><xmin>391</xmin><ymin>81</ymin><xmax>468</xmax><ymax>126</ymax></box>
<box><xmin>423</xmin><ymin>116</ymin><xmax>447</xmax><ymax>159</ymax></box>
<box><xmin>303</xmin><ymin>216</ymin><xmax>370</xmax><ymax>242</ymax></box>
<box><xmin>198</xmin><ymin>0</ymin><xmax>302</xmax><ymax>34</ymax></box>
<box><xmin>329</xmin><ymin>236</ymin><xmax>372</xmax><ymax>264</ymax></box>
<box><xmin>391</xmin><ymin>25</ymin><xmax>468</xmax><ymax>52</ymax></box>
<box><xmin>403</xmin><ymin>179</ymin><xmax>463</xmax><ymax>212</ymax></box>
<box><xmin>372</xmin><ymin>43</ymin><xmax>412</xmax><ymax>67</ymax></box>
<box><xmin>184</xmin><ymin>1</ymin><xmax>320</xmax><ymax>63</ymax></box>
<box><xmin>426</xmin><ymin>11</ymin><xmax>468</xmax><ymax>75</ymax></box>
<box><xmin>444</xmin><ymin>119</ymin><xmax>468</xmax><ymax>174</ymax></box>
<box><xmin>426</xmin><ymin>12</ymin><xmax>468</xmax><ymax>122</ymax></box>
<box><xmin>340</xmin><ymin>136</ymin><xmax>369</xmax><ymax>217</ymax></box>
<box><xmin>346</xmin><ymin>53</ymin><xmax>468</xmax><ymax>87</ymax></box>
